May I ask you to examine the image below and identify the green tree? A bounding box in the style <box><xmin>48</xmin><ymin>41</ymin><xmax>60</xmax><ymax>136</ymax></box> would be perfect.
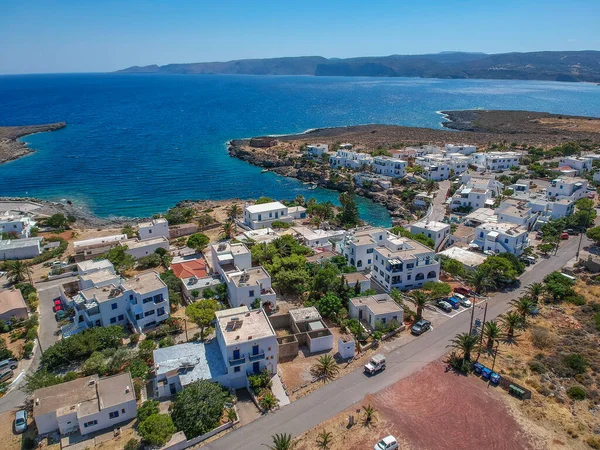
<box><xmin>449</xmin><ymin>332</ymin><xmax>478</xmax><ymax>361</ymax></box>
<box><xmin>221</xmin><ymin>220</ymin><xmax>235</xmax><ymax>239</ymax></box>
<box><xmin>164</xmin><ymin>207</ymin><xmax>195</xmax><ymax>225</ymax></box>
<box><xmin>171</xmin><ymin>380</ymin><xmax>231</xmax><ymax>439</ymax></box>
<box><xmin>138</xmin><ymin>414</ymin><xmax>175</xmax><ymax>447</ymax></box>
<box><xmin>137</xmin><ymin>400</ymin><xmax>160</xmax><ymax>422</ymax></box>
<box><xmin>483</xmin><ymin>320</ymin><xmax>502</xmax><ymax>349</ymax></box>
<box><xmin>186</xmin><ymin>299</ymin><xmax>220</xmax><ymax>339</ymax></box>
<box><xmin>136</xmin><ymin>253</ymin><xmax>161</xmax><ymax>270</ymax></box>
<box><xmin>255</xmin><ymin>197</ymin><xmax>274</xmax><ymax>205</ymax></box>
<box><xmin>47</xmin><ymin>213</ymin><xmax>68</xmax><ymax>229</ymax></box>
<box><xmin>187</xmin><ymin>233</ymin><xmax>210</xmax><ymax>251</ymax></box>
<box><xmin>5</xmin><ymin>260</ymin><xmax>29</xmax><ymax>283</ymax></box>
<box><xmin>82</xmin><ymin>351</ymin><xmax>108</xmax><ymax>376</ymax></box>
<box><xmin>123</xmin><ymin>439</ymin><xmax>140</xmax><ymax>450</ymax></box>
<box><xmin>525</xmin><ymin>282</ymin><xmax>544</xmax><ymax>304</ymax></box>
<box><xmin>586</xmin><ymin>226</ymin><xmax>600</xmax><ymax>245</ymax></box>
<box><xmin>338</xmin><ymin>191</ymin><xmax>360</xmax><ymax>228</ymax></box>
<box><xmin>105</xmin><ymin>245</ymin><xmax>136</xmax><ymax>272</ymax></box>
<box><xmin>310</xmin><ymin>354</ymin><xmax>340</xmax><ymax>382</ymax></box>
<box><xmin>362</xmin><ymin>404</ymin><xmax>377</xmax><ymax>427</ymax></box>
<box><xmin>510</xmin><ymin>297</ymin><xmax>535</xmax><ymax>324</ymax></box>
<box><xmin>138</xmin><ymin>339</ymin><xmax>156</xmax><ymax>361</ymax></box>
<box><xmin>264</xmin><ymin>434</ymin><xmax>297</xmax><ymax>450</ymax></box>
<box><xmin>440</xmin><ymin>256</ymin><xmax>466</xmax><ymax>278</ymax></box>
<box><xmin>422</xmin><ymin>281</ymin><xmax>452</xmax><ymax>300</ymax></box>
<box><xmin>121</xmin><ymin>224</ymin><xmax>135</xmax><ymax>238</ymax></box>
<box><xmin>197</xmin><ymin>213</ymin><xmax>213</xmax><ymax>231</ymax></box>
<box><xmin>259</xmin><ymin>391</ymin><xmax>279</xmax><ymax>410</ymax></box>
<box><xmin>228</xmin><ymin>204</ymin><xmax>242</xmax><ymax>221</ymax></box>
<box><xmin>500</xmin><ymin>311</ymin><xmax>523</xmax><ymax>340</ymax></box>
<box><xmin>408</xmin><ymin>290</ymin><xmax>430</xmax><ymax>320</ymax></box>
<box><xmin>543</xmin><ymin>271</ymin><xmax>575</xmax><ymax>303</ymax></box>
<box><xmin>295</xmin><ymin>194</ymin><xmax>305</xmax><ymax>207</ymax></box>
<box><xmin>537</xmin><ymin>242</ymin><xmax>555</xmax><ymax>255</ymax></box>
<box><xmin>466</xmin><ymin>267</ymin><xmax>494</xmax><ymax>294</ymax></box>
<box><xmin>315</xmin><ymin>293</ymin><xmax>343</xmax><ymax>318</ymax></box>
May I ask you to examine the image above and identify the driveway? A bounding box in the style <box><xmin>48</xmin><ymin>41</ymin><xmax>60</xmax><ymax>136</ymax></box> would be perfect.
<box><xmin>204</xmin><ymin>237</ymin><xmax>585</xmax><ymax>449</ymax></box>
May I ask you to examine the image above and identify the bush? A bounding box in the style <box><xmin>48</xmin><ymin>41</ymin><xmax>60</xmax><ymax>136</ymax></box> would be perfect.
<box><xmin>247</xmin><ymin>369</ymin><xmax>271</xmax><ymax>394</ymax></box>
<box><xmin>137</xmin><ymin>400</ymin><xmax>160</xmax><ymax>422</ymax></box>
<box><xmin>563</xmin><ymin>353</ymin><xmax>589</xmax><ymax>375</ymax></box>
<box><xmin>129</xmin><ymin>333</ymin><xmax>140</xmax><ymax>345</ymax></box>
<box><xmin>271</xmin><ymin>221</ymin><xmax>291</xmax><ymax>229</ymax></box>
<box><xmin>564</xmin><ymin>294</ymin><xmax>586</xmax><ymax>306</ymax></box>
<box><xmin>138</xmin><ymin>414</ymin><xmax>175</xmax><ymax>447</ymax></box>
<box><xmin>567</xmin><ymin>385</ymin><xmax>588</xmax><ymax>401</ymax></box>
<box><xmin>22</xmin><ymin>437</ymin><xmax>36</xmax><ymax>450</ymax></box>
<box><xmin>159</xmin><ymin>336</ymin><xmax>175</xmax><ymax>348</ymax></box>
<box><xmin>23</xmin><ymin>342</ymin><xmax>34</xmax><ymax>358</ymax></box>
<box><xmin>531</xmin><ymin>327</ymin><xmax>557</xmax><ymax>350</ymax></box>
<box><xmin>123</xmin><ymin>438</ymin><xmax>140</xmax><ymax>450</ymax></box>
<box><xmin>529</xmin><ymin>361</ymin><xmax>547</xmax><ymax>374</ymax></box>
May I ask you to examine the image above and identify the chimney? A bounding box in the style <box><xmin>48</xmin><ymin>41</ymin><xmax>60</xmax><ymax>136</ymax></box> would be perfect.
<box><xmin>125</xmin><ymin>386</ymin><xmax>130</xmax><ymax>394</ymax></box>
<box><xmin>35</xmin><ymin>398</ymin><xmax>39</xmax><ymax>406</ymax></box>
<box><xmin>248</xmin><ymin>336</ymin><xmax>252</xmax><ymax>340</ymax></box>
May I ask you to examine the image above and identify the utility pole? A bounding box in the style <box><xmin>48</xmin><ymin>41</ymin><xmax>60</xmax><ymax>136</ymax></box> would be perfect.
<box><xmin>488</xmin><ymin>341</ymin><xmax>500</xmax><ymax>388</ymax></box>
<box><xmin>576</xmin><ymin>206</ymin><xmax>592</xmax><ymax>260</ymax></box>
<box><xmin>476</xmin><ymin>302</ymin><xmax>488</xmax><ymax>361</ymax></box>
<box><xmin>184</xmin><ymin>319</ymin><xmax>188</xmax><ymax>342</ymax></box>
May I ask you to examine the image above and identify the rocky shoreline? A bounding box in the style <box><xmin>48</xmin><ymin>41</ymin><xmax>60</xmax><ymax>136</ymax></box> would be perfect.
<box><xmin>0</xmin><ymin>122</ymin><xmax>66</xmax><ymax>164</ymax></box>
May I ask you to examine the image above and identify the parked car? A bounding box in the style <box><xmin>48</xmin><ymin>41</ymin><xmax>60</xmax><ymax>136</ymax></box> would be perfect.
<box><xmin>0</xmin><ymin>358</ymin><xmax>18</xmax><ymax>371</ymax></box>
<box><xmin>0</xmin><ymin>369</ymin><xmax>14</xmax><ymax>382</ymax></box>
<box><xmin>411</xmin><ymin>319</ymin><xmax>432</xmax><ymax>335</ymax></box>
<box><xmin>566</xmin><ymin>228</ymin><xmax>577</xmax><ymax>235</ymax></box>
<box><xmin>453</xmin><ymin>287</ymin><xmax>472</xmax><ymax>296</ymax></box>
<box><xmin>55</xmin><ymin>310</ymin><xmax>67</xmax><ymax>321</ymax></box>
<box><xmin>14</xmin><ymin>410</ymin><xmax>27</xmax><ymax>434</ymax></box>
<box><xmin>374</xmin><ymin>435</ymin><xmax>399</xmax><ymax>450</ymax></box>
<box><xmin>587</xmin><ymin>192</ymin><xmax>595</xmax><ymax>199</ymax></box>
<box><xmin>364</xmin><ymin>354</ymin><xmax>386</xmax><ymax>375</ymax></box>
<box><xmin>453</xmin><ymin>293</ymin><xmax>472</xmax><ymax>308</ymax></box>
<box><xmin>445</xmin><ymin>296</ymin><xmax>460</xmax><ymax>310</ymax></box>
<box><xmin>560</xmin><ymin>232</ymin><xmax>569</xmax><ymax>240</ymax></box>
<box><xmin>53</xmin><ymin>304</ymin><xmax>63</xmax><ymax>312</ymax></box>
<box><xmin>53</xmin><ymin>299</ymin><xmax>62</xmax><ymax>306</ymax></box>
<box><xmin>435</xmin><ymin>299</ymin><xmax>453</xmax><ymax>313</ymax></box>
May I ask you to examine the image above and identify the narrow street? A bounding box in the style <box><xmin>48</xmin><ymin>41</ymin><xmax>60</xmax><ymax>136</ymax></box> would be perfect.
<box><xmin>429</xmin><ymin>179</ymin><xmax>450</xmax><ymax>222</ymax></box>
<box><xmin>205</xmin><ymin>237</ymin><xmax>584</xmax><ymax>449</ymax></box>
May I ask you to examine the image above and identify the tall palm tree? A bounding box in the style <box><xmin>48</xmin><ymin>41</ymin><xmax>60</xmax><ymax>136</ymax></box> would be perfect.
<box><xmin>525</xmin><ymin>283</ymin><xmax>543</xmax><ymax>304</ymax></box>
<box><xmin>483</xmin><ymin>320</ymin><xmax>503</xmax><ymax>349</ymax></box>
<box><xmin>310</xmin><ymin>354</ymin><xmax>340</xmax><ymax>382</ymax></box>
<box><xmin>221</xmin><ymin>220</ymin><xmax>235</xmax><ymax>239</ymax></box>
<box><xmin>449</xmin><ymin>332</ymin><xmax>479</xmax><ymax>362</ymax></box>
<box><xmin>6</xmin><ymin>260</ymin><xmax>29</xmax><ymax>283</ymax></box>
<box><xmin>228</xmin><ymin>204</ymin><xmax>241</xmax><ymax>221</ymax></box>
<box><xmin>500</xmin><ymin>311</ymin><xmax>522</xmax><ymax>340</ymax></box>
<box><xmin>316</xmin><ymin>430</ymin><xmax>332</xmax><ymax>449</ymax></box>
<box><xmin>408</xmin><ymin>290</ymin><xmax>430</xmax><ymax>320</ymax></box>
<box><xmin>264</xmin><ymin>433</ymin><xmax>296</xmax><ymax>450</ymax></box>
<box><xmin>510</xmin><ymin>297</ymin><xmax>534</xmax><ymax>324</ymax></box>
<box><xmin>466</xmin><ymin>268</ymin><xmax>494</xmax><ymax>295</ymax></box>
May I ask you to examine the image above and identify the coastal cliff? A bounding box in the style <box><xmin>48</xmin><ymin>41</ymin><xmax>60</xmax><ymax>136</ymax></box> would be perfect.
<box><xmin>0</xmin><ymin>122</ymin><xmax>66</xmax><ymax>163</ymax></box>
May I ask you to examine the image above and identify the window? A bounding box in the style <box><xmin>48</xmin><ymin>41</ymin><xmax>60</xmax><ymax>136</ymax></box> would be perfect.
<box><xmin>143</xmin><ymin>297</ymin><xmax>153</xmax><ymax>304</ymax></box>
<box><xmin>366</xmin><ymin>248</ymin><xmax>374</xmax><ymax>254</ymax></box>
<box><xmin>367</xmin><ymin>259</ymin><xmax>371</xmax><ymax>265</ymax></box>
<box><xmin>153</xmin><ymin>294</ymin><xmax>163</xmax><ymax>303</ymax></box>
<box><xmin>249</xmin><ymin>290</ymin><xmax>255</xmax><ymax>298</ymax></box>
<box><xmin>118</xmin><ymin>314</ymin><xmax>124</xmax><ymax>321</ymax></box>
<box><xmin>84</xmin><ymin>420</ymin><xmax>98</xmax><ymax>428</ymax></box>
<box><xmin>144</xmin><ymin>309</ymin><xmax>155</xmax><ymax>317</ymax></box>
<box><xmin>504</xmin><ymin>238</ymin><xmax>509</xmax><ymax>243</ymax></box>
<box><xmin>234</xmin><ymin>366</ymin><xmax>241</xmax><ymax>373</ymax></box>
<box><xmin>136</xmin><ymin>313</ymin><xmax>143</xmax><ymax>320</ymax></box>
<box><xmin>122</xmin><ymin>409</ymin><xmax>126</xmax><ymax>414</ymax></box>
<box><xmin>109</xmin><ymin>411</ymin><xmax>119</xmax><ymax>419</ymax></box>
<box><xmin>110</xmin><ymin>317</ymin><xmax>117</xmax><ymax>324</ymax></box>
<box><xmin>111</xmin><ymin>303</ymin><xmax>118</xmax><ymax>310</ymax></box>
<box><xmin>157</xmin><ymin>307</ymin><xmax>165</xmax><ymax>316</ymax></box>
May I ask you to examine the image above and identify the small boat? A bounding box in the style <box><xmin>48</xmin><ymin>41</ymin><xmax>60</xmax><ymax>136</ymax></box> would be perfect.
<box><xmin>261</xmin><ymin>169</ymin><xmax>269</xmax><ymax>173</ymax></box>
<box><xmin>308</xmin><ymin>183</ymin><xmax>318</xmax><ymax>190</ymax></box>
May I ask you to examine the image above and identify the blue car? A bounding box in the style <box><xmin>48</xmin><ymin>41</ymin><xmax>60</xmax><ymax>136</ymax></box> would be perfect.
<box><xmin>445</xmin><ymin>297</ymin><xmax>460</xmax><ymax>310</ymax></box>
<box><xmin>481</xmin><ymin>367</ymin><xmax>492</xmax><ymax>379</ymax></box>
<box><xmin>473</xmin><ymin>362</ymin><xmax>484</xmax><ymax>374</ymax></box>
<box><xmin>490</xmin><ymin>372</ymin><xmax>501</xmax><ymax>384</ymax></box>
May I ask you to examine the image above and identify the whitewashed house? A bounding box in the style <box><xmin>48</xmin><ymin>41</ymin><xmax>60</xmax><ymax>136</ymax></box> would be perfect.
<box><xmin>292</xmin><ymin>226</ymin><xmax>345</xmax><ymax>250</ymax></box>
<box><xmin>0</xmin><ymin>237</ymin><xmax>42</xmax><ymax>260</ymax></box>
<box><xmin>472</xmin><ymin>222</ymin><xmax>529</xmax><ymax>256</ymax></box>
<box><xmin>372</xmin><ymin>156</ymin><xmax>407</xmax><ymax>178</ymax></box>
<box><xmin>0</xmin><ymin>212</ymin><xmax>36</xmax><ymax>238</ymax></box>
<box><xmin>349</xmin><ymin>293</ymin><xmax>403</xmax><ymax>330</ymax></box>
<box><xmin>444</xmin><ymin>144</ymin><xmax>477</xmax><ymax>155</ymax></box>
<box><xmin>244</xmin><ymin>202</ymin><xmax>293</xmax><ymax>230</ymax></box>
<box><xmin>410</xmin><ymin>220</ymin><xmax>451</xmax><ymax>251</ymax></box>
<box><xmin>546</xmin><ymin>177</ymin><xmax>588</xmax><ymax>201</ymax></box>
<box><xmin>472</xmin><ymin>151</ymin><xmax>522</xmax><ymax>171</ymax></box>
<box><xmin>338</xmin><ymin>227</ymin><xmax>387</xmax><ymax>270</ymax></box>
<box><xmin>371</xmin><ymin>232</ymin><xmax>440</xmax><ymax>292</ymax></box>
<box><xmin>153</xmin><ymin>306</ymin><xmax>278</xmax><ymax>396</ymax></box>
<box><xmin>33</xmin><ymin>372</ymin><xmax>136</xmax><ymax>436</ymax></box>
<box><xmin>495</xmin><ymin>200</ymin><xmax>537</xmax><ymax>229</ymax></box>
<box><xmin>306</xmin><ymin>144</ymin><xmax>329</xmax><ymax>158</ymax></box>
<box><xmin>594</xmin><ymin>169</ymin><xmax>600</xmax><ymax>184</ymax></box>
<box><xmin>138</xmin><ymin>218</ymin><xmax>169</xmax><ymax>240</ymax></box>
<box><xmin>558</xmin><ymin>156</ymin><xmax>593</xmax><ymax>175</ymax></box>
<box><xmin>121</xmin><ymin>236</ymin><xmax>170</xmax><ymax>260</ymax></box>
<box><xmin>329</xmin><ymin>150</ymin><xmax>373</xmax><ymax>170</ymax></box>
<box><xmin>450</xmin><ymin>175</ymin><xmax>504</xmax><ymax>211</ymax></box>
<box><xmin>414</xmin><ymin>154</ymin><xmax>470</xmax><ymax>181</ymax></box>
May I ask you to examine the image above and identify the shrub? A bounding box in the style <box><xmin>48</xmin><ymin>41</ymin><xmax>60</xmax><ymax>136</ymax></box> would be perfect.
<box><xmin>138</xmin><ymin>414</ymin><xmax>175</xmax><ymax>447</ymax></box>
<box><xmin>159</xmin><ymin>336</ymin><xmax>175</xmax><ymax>348</ymax></box>
<box><xmin>137</xmin><ymin>400</ymin><xmax>160</xmax><ymax>422</ymax></box>
<box><xmin>23</xmin><ymin>341</ymin><xmax>34</xmax><ymax>358</ymax></box>
<box><xmin>567</xmin><ymin>385</ymin><xmax>588</xmax><ymax>401</ymax></box>
<box><xmin>531</xmin><ymin>327</ymin><xmax>557</xmax><ymax>350</ymax></box>
<box><xmin>529</xmin><ymin>360</ymin><xmax>547</xmax><ymax>374</ymax></box>
<box><xmin>564</xmin><ymin>294</ymin><xmax>586</xmax><ymax>306</ymax></box>
<box><xmin>123</xmin><ymin>439</ymin><xmax>140</xmax><ymax>450</ymax></box>
<box><xmin>129</xmin><ymin>333</ymin><xmax>140</xmax><ymax>345</ymax></box>
<box><xmin>563</xmin><ymin>353</ymin><xmax>589</xmax><ymax>375</ymax></box>
<box><xmin>248</xmin><ymin>369</ymin><xmax>271</xmax><ymax>394</ymax></box>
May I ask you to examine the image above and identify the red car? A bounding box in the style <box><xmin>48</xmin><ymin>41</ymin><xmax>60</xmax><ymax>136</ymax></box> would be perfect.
<box><xmin>560</xmin><ymin>232</ymin><xmax>569</xmax><ymax>240</ymax></box>
<box><xmin>454</xmin><ymin>287</ymin><xmax>471</xmax><ymax>296</ymax></box>
<box><xmin>53</xmin><ymin>304</ymin><xmax>63</xmax><ymax>312</ymax></box>
<box><xmin>53</xmin><ymin>299</ymin><xmax>62</xmax><ymax>306</ymax></box>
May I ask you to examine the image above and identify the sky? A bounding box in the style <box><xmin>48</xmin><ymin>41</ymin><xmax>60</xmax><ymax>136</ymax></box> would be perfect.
<box><xmin>1</xmin><ymin>0</ymin><xmax>599</xmax><ymax>74</ymax></box>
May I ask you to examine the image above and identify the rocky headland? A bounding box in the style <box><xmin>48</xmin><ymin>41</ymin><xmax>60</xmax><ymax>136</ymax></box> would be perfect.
<box><xmin>0</xmin><ymin>122</ymin><xmax>66</xmax><ymax>164</ymax></box>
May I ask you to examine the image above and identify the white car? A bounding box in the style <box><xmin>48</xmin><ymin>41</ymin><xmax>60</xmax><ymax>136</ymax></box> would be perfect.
<box><xmin>374</xmin><ymin>435</ymin><xmax>399</xmax><ymax>450</ymax></box>
<box><xmin>453</xmin><ymin>293</ymin><xmax>472</xmax><ymax>308</ymax></box>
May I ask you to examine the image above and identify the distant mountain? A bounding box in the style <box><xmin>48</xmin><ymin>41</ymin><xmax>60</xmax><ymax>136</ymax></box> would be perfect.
<box><xmin>116</xmin><ymin>51</ymin><xmax>600</xmax><ymax>82</ymax></box>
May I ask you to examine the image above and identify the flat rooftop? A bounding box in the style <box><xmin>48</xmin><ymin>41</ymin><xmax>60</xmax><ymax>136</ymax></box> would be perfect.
<box><xmin>377</xmin><ymin>238</ymin><xmax>434</xmax><ymax>260</ymax></box>
<box><xmin>305</xmin><ymin>251</ymin><xmax>337</xmax><ymax>263</ymax></box>
<box><xmin>411</xmin><ymin>220</ymin><xmax>449</xmax><ymax>232</ymax></box>
<box><xmin>340</xmin><ymin>272</ymin><xmax>369</xmax><ymax>284</ymax></box>
<box><xmin>122</xmin><ymin>271</ymin><xmax>165</xmax><ymax>295</ymax></box>
<box><xmin>0</xmin><ymin>237</ymin><xmax>42</xmax><ymax>250</ymax></box>
<box><xmin>228</xmin><ymin>266</ymin><xmax>271</xmax><ymax>288</ymax></box>
<box><xmin>438</xmin><ymin>247</ymin><xmax>487</xmax><ymax>268</ymax></box>
<box><xmin>138</xmin><ymin>218</ymin><xmax>167</xmax><ymax>227</ymax></box>
<box><xmin>153</xmin><ymin>340</ymin><xmax>227</xmax><ymax>386</ymax></box>
<box><xmin>74</xmin><ymin>234</ymin><xmax>126</xmax><ymax>249</ymax></box>
<box><xmin>81</xmin><ymin>285</ymin><xmax>121</xmax><ymax>303</ymax></box>
<box><xmin>80</xmin><ymin>269</ymin><xmax>120</xmax><ymax>285</ymax></box>
<box><xmin>292</xmin><ymin>226</ymin><xmax>345</xmax><ymax>241</ymax></box>
<box><xmin>350</xmin><ymin>294</ymin><xmax>402</xmax><ymax>315</ymax></box>
<box><xmin>77</xmin><ymin>259</ymin><xmax>114</xmax><ymax>273</ymax></box>
<box><xmin>217</xmin><ymin>307</ymin><xmax>275</xmax><ymax>345</ymax></box>
<box><xmin>122</xmin><ymin>236</ymin><xmax>168</xmax><ymax>249</ymax></box>
<box><xmin>246</xmin><ymin>201</ymin><xmax>287</xmax><ymax>214</ymax></box>
<box><xmin>290</xmin><ymin>306</ymin><xmax>322</xmax><ymax>324</ymax></box>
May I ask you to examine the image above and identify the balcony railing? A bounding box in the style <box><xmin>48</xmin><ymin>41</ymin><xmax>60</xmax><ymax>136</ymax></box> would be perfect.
<box><xmin>229</xmin><ymin>355</ymin><xmax>246</xmax><ymax>367</ymax></box>
<box><xmin>248</xmin><ymin>351</ymin><xmax>265</xmax><ymax>362</ymax></box>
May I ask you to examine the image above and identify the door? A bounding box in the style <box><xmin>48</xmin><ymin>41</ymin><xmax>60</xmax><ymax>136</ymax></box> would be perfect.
<box><xmin>169</xmin><ymin>383</ymin><xmax>176</xmax><ymax>395</ymax></box>
<box><xmin>358</xmin><ymin>309</ymin><xmax>363</xmax><ymax>320</ymax></box>
<box><xmin>252</xmin><ymin>344</ymin><xmax>259</xmax><ymax>356</ymax></box>
<box><xmin>253</xmin><ymin>362</ymin><xmax>260</xmax><ymax>374</ymax></box>
<box><xmin>233</xmin><ymin>349</ymin><xmax>240</xmax><ymax>360</ymax></box>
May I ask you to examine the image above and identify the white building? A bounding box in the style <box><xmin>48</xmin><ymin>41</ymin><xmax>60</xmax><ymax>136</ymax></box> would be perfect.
<box><xmin>444</xmin><ymin>144</ymin><xmax>477</xmax><ymax>155</ymax></box>
<box><xmin>0</xmin><ymin>237</ymin><xmax>42</xmax><ymax>260</ymax></box>
<box><xmin>211</xmin><ymin>242</ymin><xmax>252</xmax><ymax>279</ymax></box>
<box><xmin>472</xmin><ymin>222</ymin><xmax>529</xmax><ymax>256</ymax></box>
<box><xmin>495</xmin><ymin>200</ymin><xmax>536</xmax><ymax>229</ymax></box>
<box><xmin>594</xmin><ymin>169</ymin><xmax>600</xmax><ymax>184</ymax></box>
<box><xmin>121</xmin><ymin>236</ymin><xmax>170</xmax><ymax>260</ymax></box>
<box><xmin>510</xmin><ymin>191</ymin><xmax>575</xmax><ymax>222</ymax></box>
<box><xmin>410</xmin><ymin>220</ymin><xmax>451</xmax><ymax>251</ymax></box>
<box><xmin>69</xmin><ymin>271</ymin><xmax>170</xmax><ymax>333</ymax></box>
<box><xmin>0</xmin><ymin>212</ymin><xmax>36</xmax><ymax>238</ymax></box>
<box><xmin>349</xmin><ymin>293</ymin><xmax>403</xmax><ymax>330</ymax></box>
<box><xmin>329</xmin><ymin>150</ymin><xmax>373</xmax><ymax>170</ymax></box>
<box><xmin>138</xmin><ymin>218</ymin><xmax>169</xmax><ymax>240</ymax></box>
<box><xmin>338</xmin><ymin>227</ymin><xmax>387</xmax><ymax>270</ymax></box>
<box><xmin>306</xmin><ymin>144</ymin><xmax>329</xmax><ymax>158</ymax></box>
<box><xmin>546</xmin><ymin>177</ymin><xmax>588</xmax><ymax>201</ymax></box>
<box><xmin>372</xmin><ymin>156</ymin><xmax>407</xmax><ymax>178</ymax></box>
<box><xmin>76</xmin><ymin>259</ymin><xmax>116</xmax><ymax>277</ymax></box>
<box><xmin>414</xmin><ymin>154</ymin><xmax>470</xmax><ymax>181</ymax></box>
<box><xmin>371</xmin><ymin>233</ymin><xmax>440</xmax><ymax>292</ymax></box>
<box><xmin>404</xmin><ymin>145</ymin><xmax>442</xmax><ymax>157</ymax></box>
<box><xmin>450</xmin><ymin>175</ymin><xmax>504</xmax><ymax>211</ymax></box>
<box><xmin>244</xmin><ymin>202</ymin><xmax>294</xmax><ymax>230</ymax></box>
<box><xmin>558</xmin><ymin>156</ymin><xmax>593</xmax><ymax>175</ymax></box>
<box><xmin>73</xmin><ymin>234</ymin><xmax>128</xmax><ymax>261</ymax></box>
<box><xmin>33</xmin><ymin>372</ymin><xmax>136</xmax><ymax>436</ymax></box>
<box><xmin>438</xmin><ymin>247</ymin><xmax>487</xmax><ymax>271</ymax></box>
<box><xmin>471</xmin><ymin>151</ymin><xmax>522</xmax><ymax>171</ymax></box>
<box><xmin>291</xmin><ymin>226</ymin><xmax>346</xmax><ymax>250</ymax></box>
<box><xmin>153</xmin><ymin>306</ymin><xmax>277</xmax><ymax>396</ymax></box>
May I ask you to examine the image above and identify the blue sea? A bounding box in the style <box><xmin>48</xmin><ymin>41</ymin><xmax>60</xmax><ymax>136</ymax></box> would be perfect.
<box><xmin>1</xmin><ymin>74</ymin><xmax>600</xmax><ymax>226</ymax></box>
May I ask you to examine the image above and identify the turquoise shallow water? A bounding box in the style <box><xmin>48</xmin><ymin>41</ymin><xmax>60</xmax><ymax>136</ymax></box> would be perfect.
<box><xmin>1</xmin><ymin>74</ymin><xmax>600</xmax><ymax>226</ymax></box>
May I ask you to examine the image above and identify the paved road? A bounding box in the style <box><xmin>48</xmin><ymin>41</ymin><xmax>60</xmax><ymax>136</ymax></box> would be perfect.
<box><xmin>429</xmin><ymin>180</ymin><xmax>450</xmax><ymax>222</ymax></box>
<box><xmin>206</xmin><ymin>237</ymin><xmax>584</xmax><ymax>450</ymax></box>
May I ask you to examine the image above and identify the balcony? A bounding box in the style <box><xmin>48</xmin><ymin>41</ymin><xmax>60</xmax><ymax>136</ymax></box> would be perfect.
<box><xmin>229</xmin><ymin>355</ymin><xmax>246</xmax><ymax>367</ymax></box>
<box><xmin>248</xmin><ymin>351</ymin><xmax>266</xmax><ymax>362</ymax></box>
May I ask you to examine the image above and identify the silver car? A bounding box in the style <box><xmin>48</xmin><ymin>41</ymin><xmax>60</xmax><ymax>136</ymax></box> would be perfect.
<box><xmin>14</xmin><ymin>409</ymin><xmax>27</xmax><ymax>434</ymax></box>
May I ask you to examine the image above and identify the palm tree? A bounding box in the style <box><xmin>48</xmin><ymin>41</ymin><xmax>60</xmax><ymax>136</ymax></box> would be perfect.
<box><xmin>264</xmin><ymin>433</ymin><xmax>296</xmax><ymax>450</ymax></box>
<box><xmin>483</xmin><ymin>320</ymin><xmax>502</xmax><ymax>349</ymax></box>
<box><xmin>466</xmin><ymin>268</ymin><xmax>494</xmax><ymax>295</ymax></box>
<box><xmin>500</xmin><ymin>311</ymin><xmax>522</xmax><ymax>340</ymax></box>
<box><xmin>316</xmin><ymin>430</ymin><xmax>332</xmax><ymax>449</ymax></box>
<box><xmin>295</xmin><ymin>194</ymin><xmax>305</xmax><ymax>207</ymax></box>
<box><xmin>310</xmin><ymin>354</ymin><xmax>340</xmax><ymax>382</ymax></box>
<box><xmin>221</xmin><ymin>220</ymin><xmax>235</xmax><ymax>239</ymax></box>
<box><xmin>449</xmin><ymin>332</ymin><xmax>479</xmax><ymax>362</ymax></box>
<box><xmin>525</xmin><ymin>283</ymin><xmax>543</xmax><ymax>304</ymax></box>
<box><xmin>510</xmin><ymin>297</ymin><xmax>534</xmax><ymax>324</ymax></box>
<box><xmin>228</xmin><ymin>204</ymin><xmax>241</xmax><ymax>221</ymax></box>
<box><xmin>362</xmin><ymin>404</ymin><xmax>377</xmax><ymax>427</ymax></box>
<box><xmin>226</xmin><ymin>407</ymin><xmax>237</xmax><ymax>423</ymax></box>
<box><xmin>6</xmin><ymin>260</ymin><xmax>29</xmax><ymax>283</ymax></box>
<box><xmin>408</xmin><ymin>290</ymin><xmax>430</xmax><ymax>320</ymax></box>
<box><xmin>425</xmin><ymin>179</ymin><xmax>438</xmax><ymax>194</ymax></box>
